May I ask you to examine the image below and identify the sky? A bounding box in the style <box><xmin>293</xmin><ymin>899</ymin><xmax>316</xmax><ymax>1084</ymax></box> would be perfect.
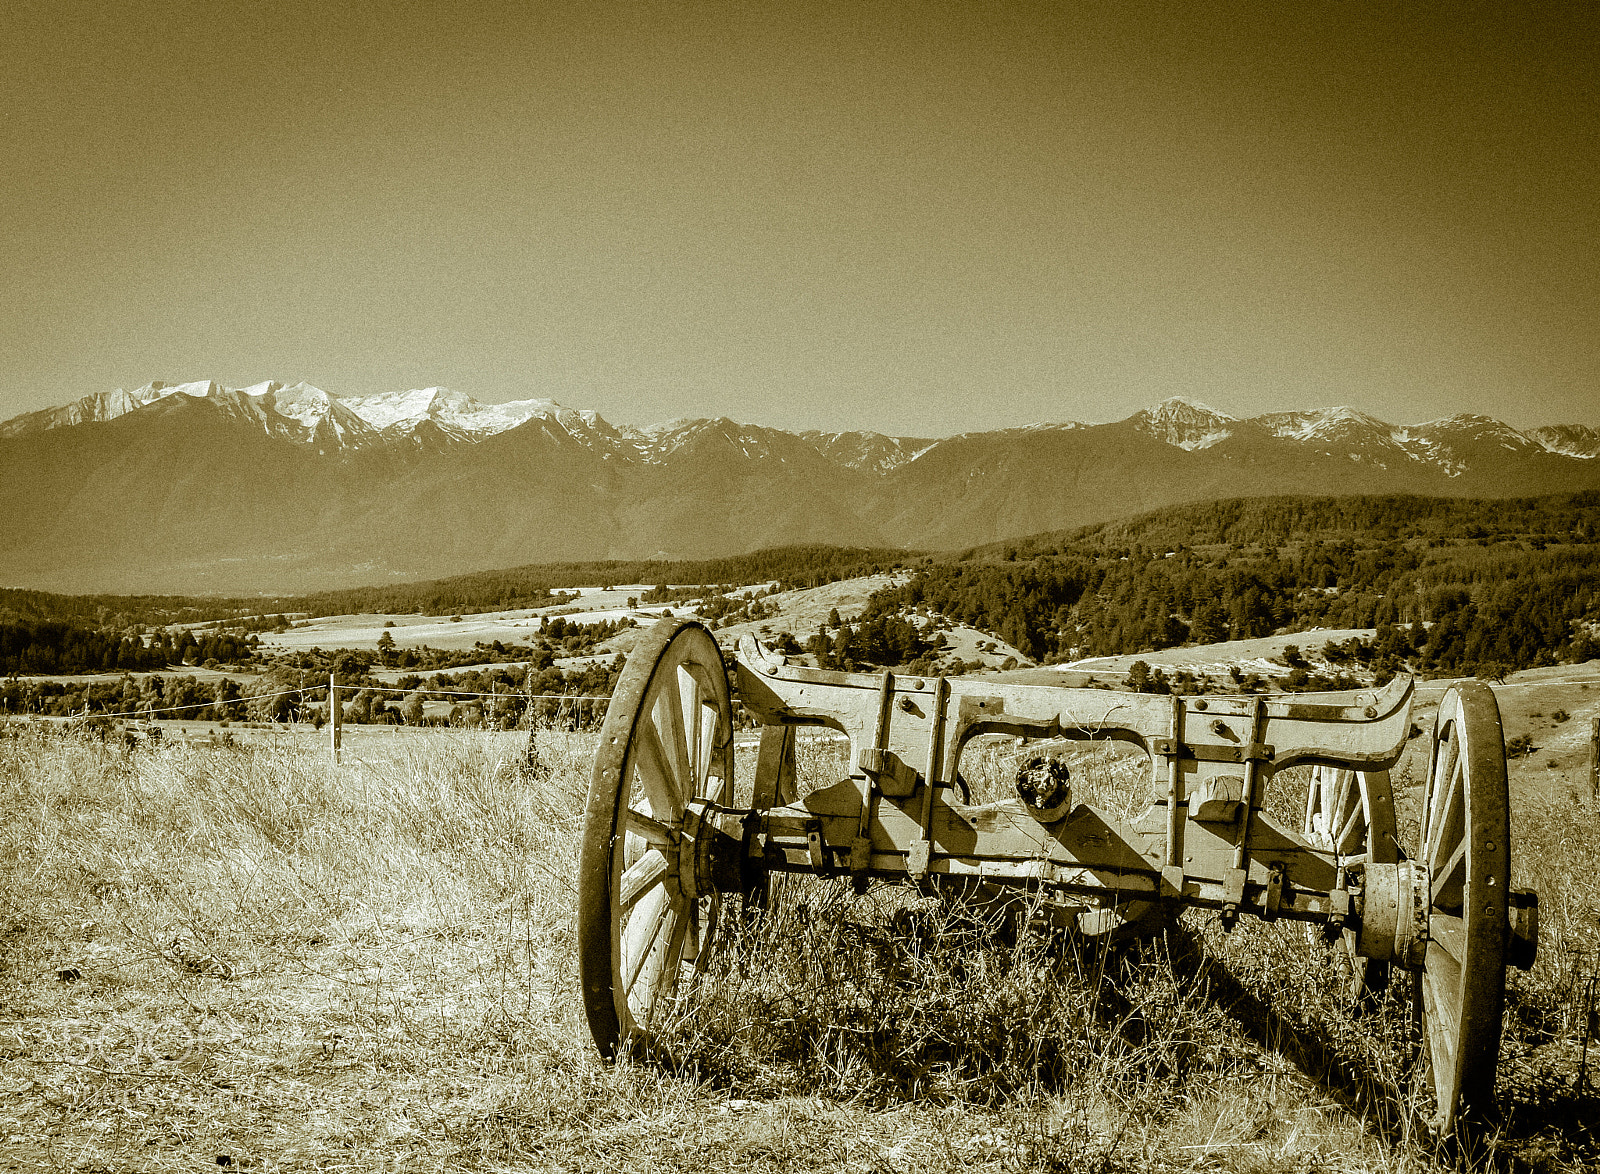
<box><xmin>2</xmin><ymin>0</ymin><xmax>1596</xmax><ymax>436</ymax></box>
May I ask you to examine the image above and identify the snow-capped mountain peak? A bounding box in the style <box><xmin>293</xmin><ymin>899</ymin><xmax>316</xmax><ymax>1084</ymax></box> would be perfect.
<box><xmin>1532</xmin><ymin>424</ymin><xmax>1600</xmax><ymax>459</ymax></box>
<box><xmin>1130</xmin><ymin>396</ymin><xmax>1236</xmax><ymax>450</ymax></box>
<box><xmin>0</xmin><ymin>381</ymin><xmax>181</xmax><ymax>438</ymax></box>
<box><xmin>1259</xmin><ymin>406</ymin><xmax>1391</xmax><ymax>444</ymax></box>
<box><xmin>263</xmin><ymin>381</ymin><xmax>336</xmax><ymax>429</ymax></box>
<box><xmin>1401</xmin><ymin>413</ymin><xmax>1541</xmax><ymax>456</ymax></box>
<box><xmin>339</xmin><ymin>386</ymin><xmax>602</xmax><ymax>444</ymax></box>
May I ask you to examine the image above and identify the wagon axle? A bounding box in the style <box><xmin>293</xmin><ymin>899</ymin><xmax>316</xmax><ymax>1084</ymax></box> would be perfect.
<box><xmin>577</xmin><ymin>617</ymin><xmax>1540</xmax><ymax>1136</ymax></box>
<box><xmin>660</xmin><ymin>791</ymin><xmax>1534</xmax><ymax>980</ymax></box>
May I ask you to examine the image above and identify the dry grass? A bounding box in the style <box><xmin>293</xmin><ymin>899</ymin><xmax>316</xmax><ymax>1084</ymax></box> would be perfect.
<box><xmin>0</xmin><ymin>723</ymin><xmax>1595</xmax><ymax>1171</ymax></box>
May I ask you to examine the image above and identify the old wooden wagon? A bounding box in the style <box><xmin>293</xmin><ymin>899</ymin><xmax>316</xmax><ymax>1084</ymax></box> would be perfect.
<box><xmin>577</xmin><ymin>618</ymin><xmax>1538</xmax><ymax>1134</ymax></box>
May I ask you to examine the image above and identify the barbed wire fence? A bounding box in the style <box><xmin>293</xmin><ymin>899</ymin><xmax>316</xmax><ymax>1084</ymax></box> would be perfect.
<box><xmin>5</xmin><ymin>676</ymin><xmax>614</xmax><ymax>764</ymax></box>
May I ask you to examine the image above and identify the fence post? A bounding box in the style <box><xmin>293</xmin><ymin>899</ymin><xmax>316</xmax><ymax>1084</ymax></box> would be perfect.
<box><xmin>1591</xmin><ymin>715</ymin><xmax>1598</xmax><ymax>801</ymax></box>
<box><xmin>330</xmin><ymin>673</ymin><xmax>342</xmax><ymax>765</ymax></box>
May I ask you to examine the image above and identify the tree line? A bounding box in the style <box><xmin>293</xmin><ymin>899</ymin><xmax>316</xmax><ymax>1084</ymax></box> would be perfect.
<box><xmin>967</xmin><ymin>490</ymin><xmax>1600</xmax><ymax>562</ymax></box>
<box><xmin>0</xmin><ymin>621</ymin><xmax>258</xmax><ymax>676</ymax></box>
<box><xmin>848</xmin><ymin>493</ymin><xmax>1600</xmax><ymax>679</ymax></box>
<box><xmin>290</xmin><ymin>545</ymin><xmax>912</xmax><ymax>618</ymax></box>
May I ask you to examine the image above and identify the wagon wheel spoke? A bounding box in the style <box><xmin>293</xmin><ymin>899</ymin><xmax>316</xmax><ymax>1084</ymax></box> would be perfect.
<box><xmin>630</xmin><ymin>715</ymin><xmax>684</xmax><ymax>816</ymax></box>
<box><xmin>1421</xmin><ymin>958</ymin><xmax>1462</xmax><ymax>1073</ymax></box>
<box><xmin>1328</xmin><ymin>770</ymin><xmax>1359</xmax><ymax>854</ymax></box>
<box><xmin>696</xmin><ymin>700</ymin><xmax>722</xmax><ymax>798</ymax></box>
<box><xmin>619</xmin><ymin>849</ymin><xmax>671</xmax><ymax>913</ymax></box>
<box><xmin>1424</xmin><ymin>736</ymin><xmax>1461</xmax><ymax>862</ymax></box>
<box><xmin>641</xmin><ymin>910</ymin><xmax>693</xmax><ymax>1022</ymax></box>
<box><xmin>677</xmin><ymin>665</ymin><xmax>704</xmax><ymax>789</ymax></box>
<box><xmin>1304</xmin><ymin>765</ymin><xmax>1394</xmax><ymax>1003</ymax></box>
<box><xmin>623</xmin><ymin>809</ymin><xmax>677</xmax><ymax>851</ymax></box>
<box><xmin>627</xmin><ymin>896</ymin><xmax>692</xmax><ymax>1019</ymax></box>
<box><xmin>1430</xmin><ymin>839</ymin><xmax>1468</xmax><ymax>910</ymax></box>
<box><xmin>1332</xmin><ymin>771</ymin><xmax>1368</xmax><ymax>857</ymax></box>
<box><xmin>622</xmin><ymin>884</ymin><xmax>677</xmax><ymax>994</ymax></box>
<box><xmin>1429</xmin><ymin>913</ymin><xmax>1466</xmax><ymax>965</ymax></box>
<box><xmin>655</xmin><ymin>669</ymin><xmax>695</xmax><ymax>798</ymax></box>
<box><xmin>691</xmin><ymin>897</ymin><xmax>721</xmax><ymax>974</ymax></box>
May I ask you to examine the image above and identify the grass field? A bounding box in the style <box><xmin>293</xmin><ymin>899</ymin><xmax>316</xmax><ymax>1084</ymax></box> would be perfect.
<box><xmin>0</xmin><ymin>703</ymin><xmax>1596</xmax><ymax>1171</ymax></box>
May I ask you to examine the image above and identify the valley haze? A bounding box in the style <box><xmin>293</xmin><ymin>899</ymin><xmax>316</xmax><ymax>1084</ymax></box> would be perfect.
<box><xmin>3</xmin><ymin>379</ymin><xmax>1598</xmax><ymax>596</ymax></box>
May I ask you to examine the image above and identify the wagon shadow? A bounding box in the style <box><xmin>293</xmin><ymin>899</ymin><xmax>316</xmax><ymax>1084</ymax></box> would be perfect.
<box><xmin>1157</xmin><ymin>923</ymin><xmax>1600</xmax><ymax>1163</ymax></box>
<box><xmin>1150</xmin><ymin>924</ymin><xmax>1418</xmax><ymax>1141</ymax></box>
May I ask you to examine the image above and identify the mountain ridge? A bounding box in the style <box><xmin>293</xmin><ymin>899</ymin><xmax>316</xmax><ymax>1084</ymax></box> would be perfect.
<box><xmin>4</xmin><ymin>381</ymin><xmax>1595</xmax><ymax>465</ymax></box>
<box><xmin>2</xmin><ymin>382</ymin><xmax>1597</xmax><ymax>594</ymax></box>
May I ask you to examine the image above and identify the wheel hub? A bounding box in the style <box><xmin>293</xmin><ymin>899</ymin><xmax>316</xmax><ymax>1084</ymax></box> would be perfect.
<box><xmin>680</xmin><ymin>800</ymin><xmax>746</xmax><ymax>900</ymax></box>
<box><xmin>1356</xmin><ymin>861</ymin><xmax>1430</xmax><ymax>969</ymax></box>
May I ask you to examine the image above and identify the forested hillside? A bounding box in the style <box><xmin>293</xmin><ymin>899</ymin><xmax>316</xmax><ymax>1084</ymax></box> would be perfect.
<box><xmin>851</xmin><ymin>492</ymin><xmax>1600</xmax><ymax>679</ymax></box>
<box><xmin>0</xmin><ymin>545</ymin><xmax>914</xmax><ymax>628</ymax></box>
<box><xmin>968</xmin><ymin>492</ymin><xmax>1600</xmax><ymax>560</ymax></box>
<box><xmin>293</xmin><ymin>544</ymin><xmax>913</xmax><ymax>617</ymax></box>
<box><xmin>0</xmin><ymin>622</ymin><xmax>258</xmax><ymax>677</ymax></box>
<box><xmin>0</xmin><ymin>588</ymin><xmax>262</xmax><ymax>629</ymax></box>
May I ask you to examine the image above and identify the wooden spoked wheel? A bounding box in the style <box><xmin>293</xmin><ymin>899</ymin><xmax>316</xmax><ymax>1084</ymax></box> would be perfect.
<box><xmin>1414</xmin><ymin>682</ymin><xmax>1510</xmax><ymax>1135</ymax></box>
<box><xmin>577</xmin><ymin>618</ymin><xmax>734</xmax><ymax>1060</ymax></box>
<box><xmin>1303</xmin><ymin>765</ymin><xmax>1397</xmax><ymax>1000</ymax></box>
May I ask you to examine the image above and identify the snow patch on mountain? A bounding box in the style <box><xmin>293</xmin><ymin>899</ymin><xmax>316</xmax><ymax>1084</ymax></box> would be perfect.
<box><xmin>630</xmin><ymin>417</ymin><xmax>797</xmax><ymax>464</ymax></box>
<box><xmin>340</xmin><ymin>386</ymin><xmax>612</xmax><ymax>447</ymax></box>
<box><xmin>1260</xmin><ymin>406</ymin><xmax>1390</xmax><ymax>444</ymax></box>
<box><xmin>1532</xmin><ymin>424</ymin><xmax>1600</xmax><ymax>459</ymax></box>
<box><xmin>266</xmin><ymin>382</ymin><xmax>337</xmax><ymax>429</ymax></box>
<box><xmin>797</xmin><ymin>429</ymin><xmax>937</xmax><ymax>473</ymax></box>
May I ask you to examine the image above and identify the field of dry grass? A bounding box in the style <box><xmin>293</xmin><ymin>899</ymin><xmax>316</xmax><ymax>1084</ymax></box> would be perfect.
<box><xmin>0</xmin><ymin>714</ymin><xmax>1596</xmax><ymax>1171</ymax></box>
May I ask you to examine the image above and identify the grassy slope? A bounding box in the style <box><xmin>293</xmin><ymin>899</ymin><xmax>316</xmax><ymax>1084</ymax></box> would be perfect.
<box><xmin>0</xmin><ymin>718</ymin><xmax>1595</xmax><ymax>1172</ymax></box>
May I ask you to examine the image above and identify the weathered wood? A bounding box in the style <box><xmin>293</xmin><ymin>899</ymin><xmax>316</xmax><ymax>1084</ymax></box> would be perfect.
<box><xmin>1591</xmin><ymin>715</ymin><xmax>1599</xmax><ymax>800</ymax></box>
<box><xmin>734</xmin><ymin>636</ymin><xmax>1414</xmax><ymax>795</ymax></box>
<box><xmin>753</xmin><ymin>724</ymin><xmax>798</xmax><ymax>809</ymax></box>
<box><xmin>758</xmin><ymin>773</ymin><xmax>1340</xmax><ymax>918</ymax></box>
<box><xmin>329</xmin><ymin>673</ymin><xmax>341</xmax><ymax>765</ymax></box>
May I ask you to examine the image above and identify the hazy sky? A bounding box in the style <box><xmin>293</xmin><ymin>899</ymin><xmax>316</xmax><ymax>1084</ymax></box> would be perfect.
<box><xmin>3</xmin><ymin>1</ymin><xmax>1596</xmax><ymax>435</ymax></box>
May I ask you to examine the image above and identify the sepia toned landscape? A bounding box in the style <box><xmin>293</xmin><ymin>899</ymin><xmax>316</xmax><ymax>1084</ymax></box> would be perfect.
<box><xmin>6</xmin><ymin>2</ymin><xmax>1600</xmax><ymax>1171</ymax></box>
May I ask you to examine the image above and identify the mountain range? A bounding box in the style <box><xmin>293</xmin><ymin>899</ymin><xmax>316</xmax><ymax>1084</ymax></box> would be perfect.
<box><xmin>1</xmin><ymin>379</ymin><xmax>1596</xmax><ymax>594</ymax></box>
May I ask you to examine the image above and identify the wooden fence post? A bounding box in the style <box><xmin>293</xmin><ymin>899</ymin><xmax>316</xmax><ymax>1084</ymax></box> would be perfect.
<box><xmin>1590</xmin><ymin>715</ymin><xmax>1598</xmax><ymax>801</ymax></box>
<box><xmin>330</xmin><ymin>673</ymin><xmax>342</xmax><ymax>765</ymax></box>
